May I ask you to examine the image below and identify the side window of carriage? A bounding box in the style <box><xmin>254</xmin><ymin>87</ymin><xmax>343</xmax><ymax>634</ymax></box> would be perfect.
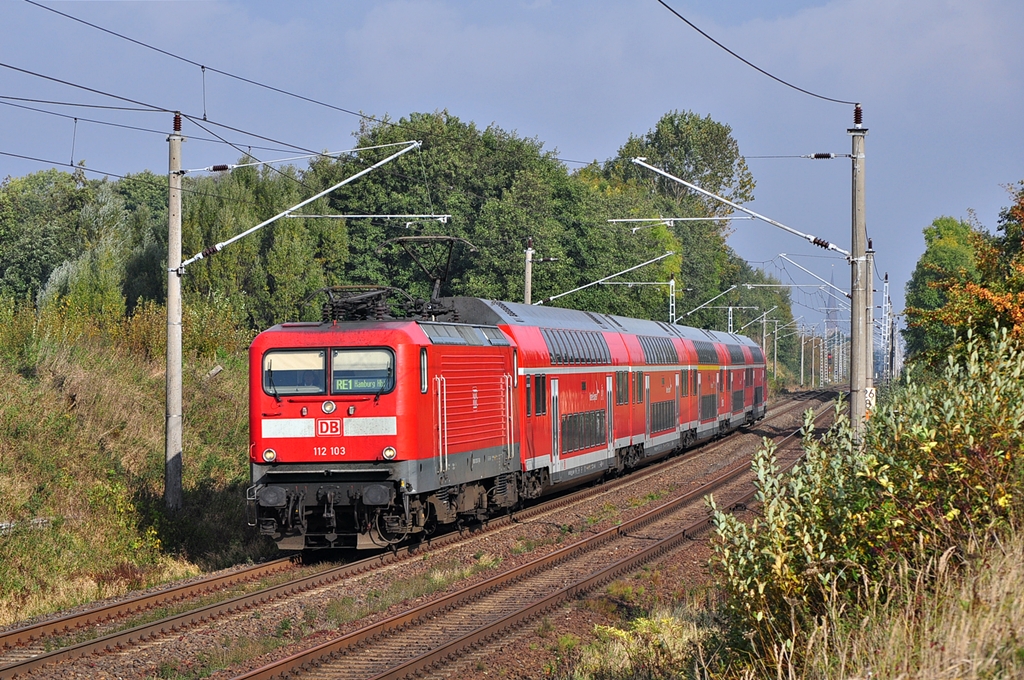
<box><xmin>615</xmin><ymin>371</ymin><xmax>629</xmax><ymax>405</ymax></box>
<box><xmin>525</xmin><ymin>375</ymin><xmax>532</xmax><ymax>417</ymax></box>
<box><xmin>534</xmin><ymin>375</ymin><xmax>547</xmax><ymax>415</ymax></box>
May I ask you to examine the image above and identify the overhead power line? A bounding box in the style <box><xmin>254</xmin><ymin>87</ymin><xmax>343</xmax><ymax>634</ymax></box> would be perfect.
<box><xmin>0</xmin><ymin>60</ymin><xmax>329</xmax><ymax>157</ymax></box>
<box><xmin>25</xmin><ymin>0</ymin><xmax>374</xmax><ymax>121</ymax></box>
<box><xmin>0</xmin><ymin>60</ymin><xmax>166</xmax><ymax>112</ymax></box>
<box><xmin>0</xmin><ymin>95</ymin><xmax>152</xmax><ymax>112</ymax></box>
<box><xmin>654</xmin><ymin>0</ymin><xmax>858</xmax><ymax>106</ymax></box>
<box><xmin>23</xmin><ymin>0</ymin><xmax>595</xmax><ymax>169</ymax></box>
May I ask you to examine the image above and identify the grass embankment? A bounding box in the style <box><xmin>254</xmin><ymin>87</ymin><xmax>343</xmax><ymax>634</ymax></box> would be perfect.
<box><xmin>561</xmin><ymin>327</ymin><xmax>1024</xmax><ymax>679</ymax></box>
<box><xmin>0</xmin><ymin>301</ymin><xmax>274</xmax><ymax>627</ymax></box>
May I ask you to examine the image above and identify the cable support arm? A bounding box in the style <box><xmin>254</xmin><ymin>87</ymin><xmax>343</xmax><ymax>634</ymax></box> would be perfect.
<box><xmin>739</xmin><ymin>306</ymin><xmax>778</xmax><ymax>331</ymax></box>
<box><xmin>778</xmin><ymin>254</ymin><xmax>851</xmax><ymax>299</ymax></box>
<box><xmin>631</xmin><ymin>158</ymin><xmax>850</xmax><ymax>257</ymax></box>
<box><xmin>683</xmin><ymin>285</ymin><xmax>737</xmax><ymax>318</ymax></box>
<box><xmin>182</xmin><ymin>142</ymin><xmax>415</xmax><ymax>173</ymax></box>
<box><xmin>285</xmin><ymin>214</ymin><xmax>450</xmax><ymax>223</ymax></box>
<box><xmin>177</xmin><ymin>141</ymin><xmax>421</xmax><ymax>272</ymax></box>
<box><xmin>533</xmin><ymin>252</ymin><xmax>674</xmax><ymax>305</ymax></box>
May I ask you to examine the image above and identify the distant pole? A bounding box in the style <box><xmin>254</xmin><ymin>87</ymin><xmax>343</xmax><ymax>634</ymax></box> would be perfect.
<box><xmin>165</xmin><ymin>113</ymin><xmax>184</xmax><ymax>511</ymax></box>
<box><xmin>800</xmin><ymin>332</ymin><xmax>805</xmax><ymax>387</ymax></box>
<box><xmin>807</xmin><ymin>335</ymin><xmax>812</xmax><ymax>387</ymax></box>
<box><xmin>866</xmin><ymin>240</ymin><xmax>875</xmax><ymax>389</ymax></box>
<box><xmin>668</xmin><ymin>274</ymin><xmax>676</xmax><ymax>324</ymax></box>
<box><xmin>849</xmin><ymin>104</ymin><xmax>868</xmax><ymax>439</ymax></box>
<box><xmin>773</xmin><ymin>320</ymin><xmax>778</xmax><ymax>378</ymax></box>
<box><xmin>524</xmin><ymin>238</ymin><xmax>534</xmax><ymax>305</ymax></box>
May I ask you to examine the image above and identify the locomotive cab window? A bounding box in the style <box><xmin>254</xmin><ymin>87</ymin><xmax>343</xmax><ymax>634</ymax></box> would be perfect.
<box><xmin>331</xmin><ymin>348</ymin><xmax>395</xmax><ymax>395</ymax></box>
<box><xmin>263</xmin><ymin>350</ymin><xmax>326</xmax><ymax>396</ymax></box>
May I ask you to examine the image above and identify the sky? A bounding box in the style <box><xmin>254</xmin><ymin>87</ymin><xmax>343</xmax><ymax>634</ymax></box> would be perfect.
<box><xmin>1</xmin><ymin>0</ymin><xmax>1022</xmax><ymax>339</ymax></box>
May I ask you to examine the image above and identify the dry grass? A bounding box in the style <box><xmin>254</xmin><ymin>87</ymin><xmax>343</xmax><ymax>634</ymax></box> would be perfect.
<box><xmin>561</xmin><ymin>535</ymin><xmax>1024</xmax><ymax>680</ymax></box>
<box><xmin>0</xmin><ymin>302</ymin><xmax>273</xmax><ymax>627</ymax></box>
<box><xmin>794</xmin><ymin>533</ymin><xmax>1024</xmax><ymax>680</ymax></box>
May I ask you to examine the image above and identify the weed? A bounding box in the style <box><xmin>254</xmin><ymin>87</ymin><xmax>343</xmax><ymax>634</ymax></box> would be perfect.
<box><xmin>275</xmin><ymin>617</ymin><xmax>292</xmax><ymax>637</ymax></box>
<box><xmin>536</xmin><ymin>616</ymin><xmax>554</xmax><ymax>637</ymax></box>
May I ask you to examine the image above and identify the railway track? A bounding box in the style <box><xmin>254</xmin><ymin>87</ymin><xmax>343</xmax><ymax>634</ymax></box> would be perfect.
<box><xmin>231</xmin><ymin>394</ymin><xmax>833</xmax><ymax>679</ymax></box>
<box><xmin>0</xmin><ymin>557</ymin><xmax>298</xmax><ymax>665</ymax></box>
<box><xmin>0</xmin><ymin>390</ymin><xmax>832</xmax><ymax>679</ymax></box>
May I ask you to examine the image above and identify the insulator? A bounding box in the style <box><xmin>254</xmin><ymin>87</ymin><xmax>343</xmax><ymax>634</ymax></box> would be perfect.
<box><xmin>211</xmin><ymin>164</ymin><xmax>229</xmax><ymax>172</ymax></box>
<box><xmin>811</xmin><ymin>237</ymin><xmax>831</xmax><ymax>249</ymax></box>
<box><xmin>173</xmin><ymin>113</ymin><xmax>182</xmax><ymax>132</ymax></box>
<box><xmin>812</xmin><ymin>153</ymin><xmax>834</xmax><ymax>159</ymax></box>
<box><xmin>202</xmin><ymin>245</ymin><xmax>219</xmax><ymax>257</ymax></box>
<box><xmin>853</xmin><ymin>104</ymin><xmax>863</xmax><ymax>126</ymax></box>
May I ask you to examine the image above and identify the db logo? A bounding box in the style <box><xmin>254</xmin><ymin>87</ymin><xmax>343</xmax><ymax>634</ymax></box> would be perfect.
<box><xmin>317</xmin><ymin>419</ymin><xmax>342</xmax><ymax>436</ymax></box>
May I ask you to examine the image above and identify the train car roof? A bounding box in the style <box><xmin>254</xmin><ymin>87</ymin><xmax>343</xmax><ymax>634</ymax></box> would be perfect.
<box><xmin>444</xmin><ymin>297</ymin><xmax>760</xmax><ymax>348</ymax></box>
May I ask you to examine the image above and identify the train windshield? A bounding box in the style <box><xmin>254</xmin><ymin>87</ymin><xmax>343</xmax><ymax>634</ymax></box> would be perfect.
<box><xmin>263</xmin><ymin>350</ymin><xmax>326</xmax><ymax>396</ymax></box>
<box><xmin>331</xmin><ymin>349</ymin><xmax>395</xmax><ymax>395</ymax></box>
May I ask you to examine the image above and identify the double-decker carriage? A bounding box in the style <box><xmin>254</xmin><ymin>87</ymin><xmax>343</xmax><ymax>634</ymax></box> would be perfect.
<box><xmin>248</xmin><ymin>294</ymin><xmax>766</xmax><ymax>550</ymax></box>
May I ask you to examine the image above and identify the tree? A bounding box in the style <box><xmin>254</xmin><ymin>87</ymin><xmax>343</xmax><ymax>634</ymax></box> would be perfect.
<box><xmin>0</xmin><ymin>169</ymin><xmax>94</xmax><ymax>302</ymax></box>
<box><xmin>603</xmin><ymin>110</ymin><xmax>755</xmax><ymax>216</ymax></box>
<box><xmin>904</xmin><ymin>183</ymin><xmax>1024</xmax><ymax>363</ymax></box>
<box><xmin>902</xmin><ymin>216</ymin><xmax>979</xmax><ymax>357</ymax></box>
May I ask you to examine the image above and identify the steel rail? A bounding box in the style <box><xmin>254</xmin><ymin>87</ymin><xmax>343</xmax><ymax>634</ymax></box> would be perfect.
<box><xmin>231</xmin><ymin>397</ymin><xmax>835</xmax><ymax>680</ymax></box>
<box><xmin>0</xmin><ymin>556</ymin><xmax>296</xmax><ymax>651</ymax></box>
<box><xmin>1</xmin><ymin>391</ymin><xmax>829</xmax><ymax>678</ymax></box>
<box><xmin>367</xmin><ymin>401</ymin><xmax>836</xmax><ymax>680</ymax></box>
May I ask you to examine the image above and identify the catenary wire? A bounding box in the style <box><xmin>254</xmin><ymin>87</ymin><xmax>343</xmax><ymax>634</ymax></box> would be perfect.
<box><xmin>0</xmin><ymin>99</ymin><xmax>298</xmax><ymax>154</ymax></box>
<box><xmin>0</xmin><ymin>149</ymin><xmax>290</xmax><ymax>209</ymax></box>
<box><xmin>22</xmin><ymin>1</ymin><xmax>609</xmax><ymax>169</ymax></box>
<box><xmin>0</xmin><ymin>94</ymin><xmax>153</xmax><ymax>112</ymax></box>
<box><xmin>654</xmin><ymin>0</ymin><xmax>858</xmax><ymax>106</ymax></box>
<box><xmin>0</xmin><ymin>60</ymin><xmax>338</xmax><ymax>158</ymax></box>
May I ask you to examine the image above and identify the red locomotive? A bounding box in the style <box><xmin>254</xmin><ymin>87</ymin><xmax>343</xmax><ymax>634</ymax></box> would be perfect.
<box><xmin>248</xmin><ymin>294</ymin><xmax>766</xmax><ymax>550</ymax></box>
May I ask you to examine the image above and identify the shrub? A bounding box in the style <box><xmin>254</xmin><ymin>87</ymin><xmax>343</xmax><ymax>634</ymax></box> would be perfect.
<box><xmin>708</xmin><ymin>325</ymin><xmax>1024</xmax><ymax>671</ymax></box>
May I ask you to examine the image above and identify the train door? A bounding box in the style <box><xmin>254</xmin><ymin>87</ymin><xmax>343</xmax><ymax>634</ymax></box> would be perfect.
<box><xmin>675</xmin><ymin>371</ymin><xmax>681</xmax><ymax>431</ymax></box>
<box><xmin>606</xmin><ymin>375</ymin><xmax>614</xmax><ymax>452</ymax></box>
<box><xmin>550</xmin><ymin>378</ymin><xmax>561</xmax><ymax>473</ymax></box>
<box><xmin>644</xmin><ymin>373</ymin><xmax>651</xmax><ymax>439</ymax></box>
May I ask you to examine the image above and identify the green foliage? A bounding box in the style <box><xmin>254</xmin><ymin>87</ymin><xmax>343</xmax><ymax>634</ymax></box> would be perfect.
<box><xmin>903</xmin><ymin>216</ymin><xmax>980</xmax><ymax>358</ymax></box>
<box><xmin>0</xmin><ymin>169</ymin><xmax>94</xmax><ymax>301</ymax></box>
<box><xmin>708</xmin><ymin>325</ymin><xmax>1024</xmax><ymax>672</ymax></box>
<box><xmin>604</xmin><ymin>109</ymin><xmax>755</xmax><ymax>214</ymax></box>
<box><xmin>1</xmin><ymin>110</ymin><xmax>786</xmax><ymax>336</ymax></box>
<box><xmin>904</xmin><ymin>183</ymin><xmax>1024</xmax><ymax>364</ymax></box>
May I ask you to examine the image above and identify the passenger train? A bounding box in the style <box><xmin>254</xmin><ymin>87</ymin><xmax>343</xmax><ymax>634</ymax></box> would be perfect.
<box><xmin>247</xmin><ymin>295</ymin><xmax>767</xmax><ymax>550</ymax></box>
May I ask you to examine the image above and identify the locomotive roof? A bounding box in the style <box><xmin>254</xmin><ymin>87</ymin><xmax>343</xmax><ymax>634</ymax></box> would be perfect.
<box><xmin>443</xmin><ymin>297</ymin><xmax>760</xmax><ymax>348</ymax></box>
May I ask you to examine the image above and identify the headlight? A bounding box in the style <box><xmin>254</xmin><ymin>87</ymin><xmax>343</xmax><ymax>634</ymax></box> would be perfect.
<box><xmin>262</xmin><ymin>448</ymin><xmax>277</xmax><ymax>462</ymax></box>
<box><xmin>322</xmin><ymin>400</ymin><xmax>336</xmax><ymax>414</ymax></box>
<box><xmin>382</xmin><ymin>446</ymin><xmax>397</xmax><ymax>460</ymax></box>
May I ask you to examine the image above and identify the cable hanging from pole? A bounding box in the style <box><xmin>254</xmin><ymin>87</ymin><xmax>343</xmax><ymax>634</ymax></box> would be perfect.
<box><xmin>176</xmin><ymin>140</ymin><xmax>422</xmax><ymax>272</ymax></box>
